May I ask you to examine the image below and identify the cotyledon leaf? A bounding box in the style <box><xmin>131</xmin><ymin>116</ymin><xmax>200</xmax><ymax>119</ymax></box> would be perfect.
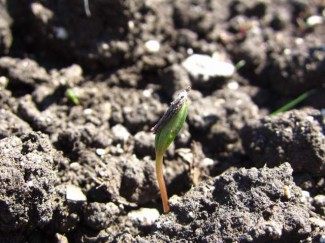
<box><xmin>153</xmin><ymin>94</ymin><xmax>189</xmax><ymax>155</ymax></box>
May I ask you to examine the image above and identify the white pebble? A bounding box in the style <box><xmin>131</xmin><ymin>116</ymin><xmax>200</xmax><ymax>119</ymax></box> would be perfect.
<box><xmin>0</xmin><ymin>76</ymin><xmax>8</xmax><ymax>89</ymax></box>
<box><xmin>227</xmin><ymin>81</ymin><xmax>239</xmax><ymax>90</ymax></box>
<box><xmin>306</xmin><ymin>15</ymin><xmax>323</xmax><ymax>26</ymax></box>
<box><xmin>112</xmin><ymin>124</ymin><xmax>130</xmax><ymax>142</ymax></box>
<box><xmin>96</xmin><ymin>148</ymin><xmax>106</xmax><ymax>157</ymax></box>
<box><xmin>314</xmin><ymin>194</ymin><xmax>325</xmax><ymax>205</ymax></box>
<box><xmin>143</xmin><ymin>89</ymin><xmax>153</xmax><ymax>97</ymax></box>
<box><xmin>101</xmin><ymin>43</ymin><xmax>109</xmax><ymax>50</ymax></box>
<box><xmin>301</xmin><ymin>190</ymin><xmax>310</xmax><ymax>203</ymax></box>
<box><xmin>128</xmin><ymin>21</ymin><xmax>135</xmax><ymax>30</ymax></box>
<box><xmin>66</xmin><ymin>185</ymin><xmax>87</xmax><ymax>201</ymax></box>
<box><xmin>295</xmin><ymin>38</ymin><xmax>304</xmax><ymax>45</ymax></box>
<box><xmin>31</xmin><ymin>2</ymin><xmax>53</xmax><ymax>23</ymax></box>
<box><xmin>27</xmin><ymin>181</ymin><xmax>34</xmax><ymax>187</ymax></box>
<box><xmin>182</xmin><ymin>54</ymin><xmax>235</xmax><ymax>81</ymax></box>
<box><xmin>128</xmin><ymin>208</ymin><xmax>160</xmax><ymax>226</ymax></box>
<box><xmin>284</xmin><ymin>48</ymin><xmax>291</xmax><ymax>55</ymax></box>
<box><xmin>144</xmin><ymin>40</ymin><xmax>160</xmax><ymax>53</ymax></box>
<box><xmin>83</xmin><ymin>108</ymin><xmax>93</xmax><ymax>115</ymax></box>
<box><xmin>201</xmin><ymin>158</ymin><xmax>214</xmax><ymax>167</ymax></box>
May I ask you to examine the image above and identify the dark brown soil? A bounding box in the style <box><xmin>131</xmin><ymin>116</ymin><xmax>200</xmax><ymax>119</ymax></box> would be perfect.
<box><xmin>0</xmin><ymin>0</ymin><xmax>324</xmax><ymax>242</ymax></box>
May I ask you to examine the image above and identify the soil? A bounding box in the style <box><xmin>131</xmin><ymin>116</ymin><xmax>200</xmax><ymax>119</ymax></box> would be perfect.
<box><xmin>0</xmin><ymin>0</ymin><xmax>324</xmax><ymax>242</ymax></box>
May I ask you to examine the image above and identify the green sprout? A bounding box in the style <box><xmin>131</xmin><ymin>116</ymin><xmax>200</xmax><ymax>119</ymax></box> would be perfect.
<box><xmin>66</xmin><ymin>88</ymin><xmax>80</xmax><ymax>105</ymax></box>
<box><xmin>235</xmin><ymin>60</ymin><xmax>246</xmax><ymax>70</ymax></box>
<box><xmin>270</xmin><ymin>89</ymin><xmax>315</xmax><ymax>116</ymax></box>
<box><xmin>151</xmin><ymin>87</ymin><xmax>190</xmax><ymax>213</ymax></box>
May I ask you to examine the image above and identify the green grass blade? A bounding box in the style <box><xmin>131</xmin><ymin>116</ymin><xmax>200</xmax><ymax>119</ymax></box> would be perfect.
<box><xmin>270</xmin><ymin>89</ymin><xmax>315</xmax><ymax>116</ymax></box>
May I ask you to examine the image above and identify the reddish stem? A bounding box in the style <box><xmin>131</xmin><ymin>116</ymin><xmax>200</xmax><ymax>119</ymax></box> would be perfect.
<box><xmin>156</xmin><ymin>152</ymin><xmax>170</xmax><ymax>213</ymax></box>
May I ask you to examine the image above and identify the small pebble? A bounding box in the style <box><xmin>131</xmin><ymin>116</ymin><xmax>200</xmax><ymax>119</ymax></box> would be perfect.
<box><xmin>227</xmin><ymin>81</ymin><xmax>239</xmax><ymax>90</ymax></box>
<box><xmin>128</xmin><ymin>21</ymin><xmax>135</xmax><ymax>30</ymax></box>
<box><xmin>31</xmin><ymin>2</ymin><xmax>53</xmax><ymax>23</ymax></box>
<box><xmin>300</xmin><ymin>190</ymin><xmax>310</xmax><ymax>203</ymax></box>
<box><xmin>295</xmin><ymin>38</ymin><xmax>304</xmax><ymax>45</ymax></box>
<box><xmin>110</xmin><ymin>144</ymin><xmax>124</xmax><ymax>155</ymax></box>
<box><xmin>306</xmin><ymin>15</ymin><xmax>323</xmax><ymax>27</ymax></box>
<box><xmin>313</xmin><ymin>194</ymin><xmax>325</xmax><ymax>215</ymax></box>
<box><xmin>314</xmin><ymin>195</ymin><xmax>325</xmax><ymax>206</ymax></box>
<box><xmin>201</xmin><ymin>158</ymin><xmax>214</xmax><ymax>167</ymax></box>
<box><xmin>101</xmin><ymin>43</ymin><xmax>109</xmax><ymax>50</ymax></box>
<box><xmin>54</xmin><ymin>26</ymin><xmax>69</xmax><ymax>39</ymax></box>
<box><xmin>112</xmin><ymin>124</ymin><xmax>130</xmax><ymax>142</ymax></box>
<box><xmin>187</xmin><ymin>48</ymin><xmax>194</xmax><ymax>55</ymax></box>
<box><xmin>83</xmin><ymin>108</ymin><xmax>93</xmax><ymax>115</ymax></box>
<box><xmin>70</xmin><ymin>162</ymin><xmax>81</xmax><ymax>170</ymax></box>
<box><xmin>284</xmin><ymin>48</ymin><xmax>291</xmax><ymax>55</ymax></box>
<box><xmin>144</xmin><ymin>40</ymin><xmax>160</xmax><ymax>53</ymax></box>
<box><xmin>128</xmin><ymin>208</ymin><xmax>160</xmax><ymax>227</ymax></box>
<box><xmin>182</xmin><ymin>54</ymin><xmax>235</xmax><ymax>81</ymax></box>
<box><xmin>96</xmin><ymin>148</ymin><xmax>106</xmax><ymax>157</ymax></box>
<box><xmin>143</xmin><ymin>89</ymin><xmax>153</xmax><ymax>97</ymax></box>
<box><xmin>0</xmin><ymin>76</ymin><xmax>8</xmax><ymax>90</ymax></box>
<box><xmin>66</xmin><ymin>185</ymin><xmax>87</xmax><ymax>202</ymax></box>
<box><xmin>55</xmin><ymin>233</ymin><xmax>69</xmax><ymax>243</ymax></box>
<box><xmin>27</xmin><ymin>181</ymin><xmax>34</xmax><ymax>187</ymax></box>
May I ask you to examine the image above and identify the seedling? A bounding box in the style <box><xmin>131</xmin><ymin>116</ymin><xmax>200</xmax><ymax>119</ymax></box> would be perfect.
<box><xmin>66</xmin><ymin>88</ymin><xmax>80</xmax><ymax>105</ymax></box>
<box><xmin>270</xmin><ymin>89</ymin><xmax>315</xmax><ymax>116</ymax></box>
<box><xmin>235</xmin><ymin>60</ymin><xmax>246</xmax><ymax>70</ymax></box>
<box><xmin>151</xmin><ymin>87</ymin><xmax>190</xmax><ymax>213</ymax></box>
